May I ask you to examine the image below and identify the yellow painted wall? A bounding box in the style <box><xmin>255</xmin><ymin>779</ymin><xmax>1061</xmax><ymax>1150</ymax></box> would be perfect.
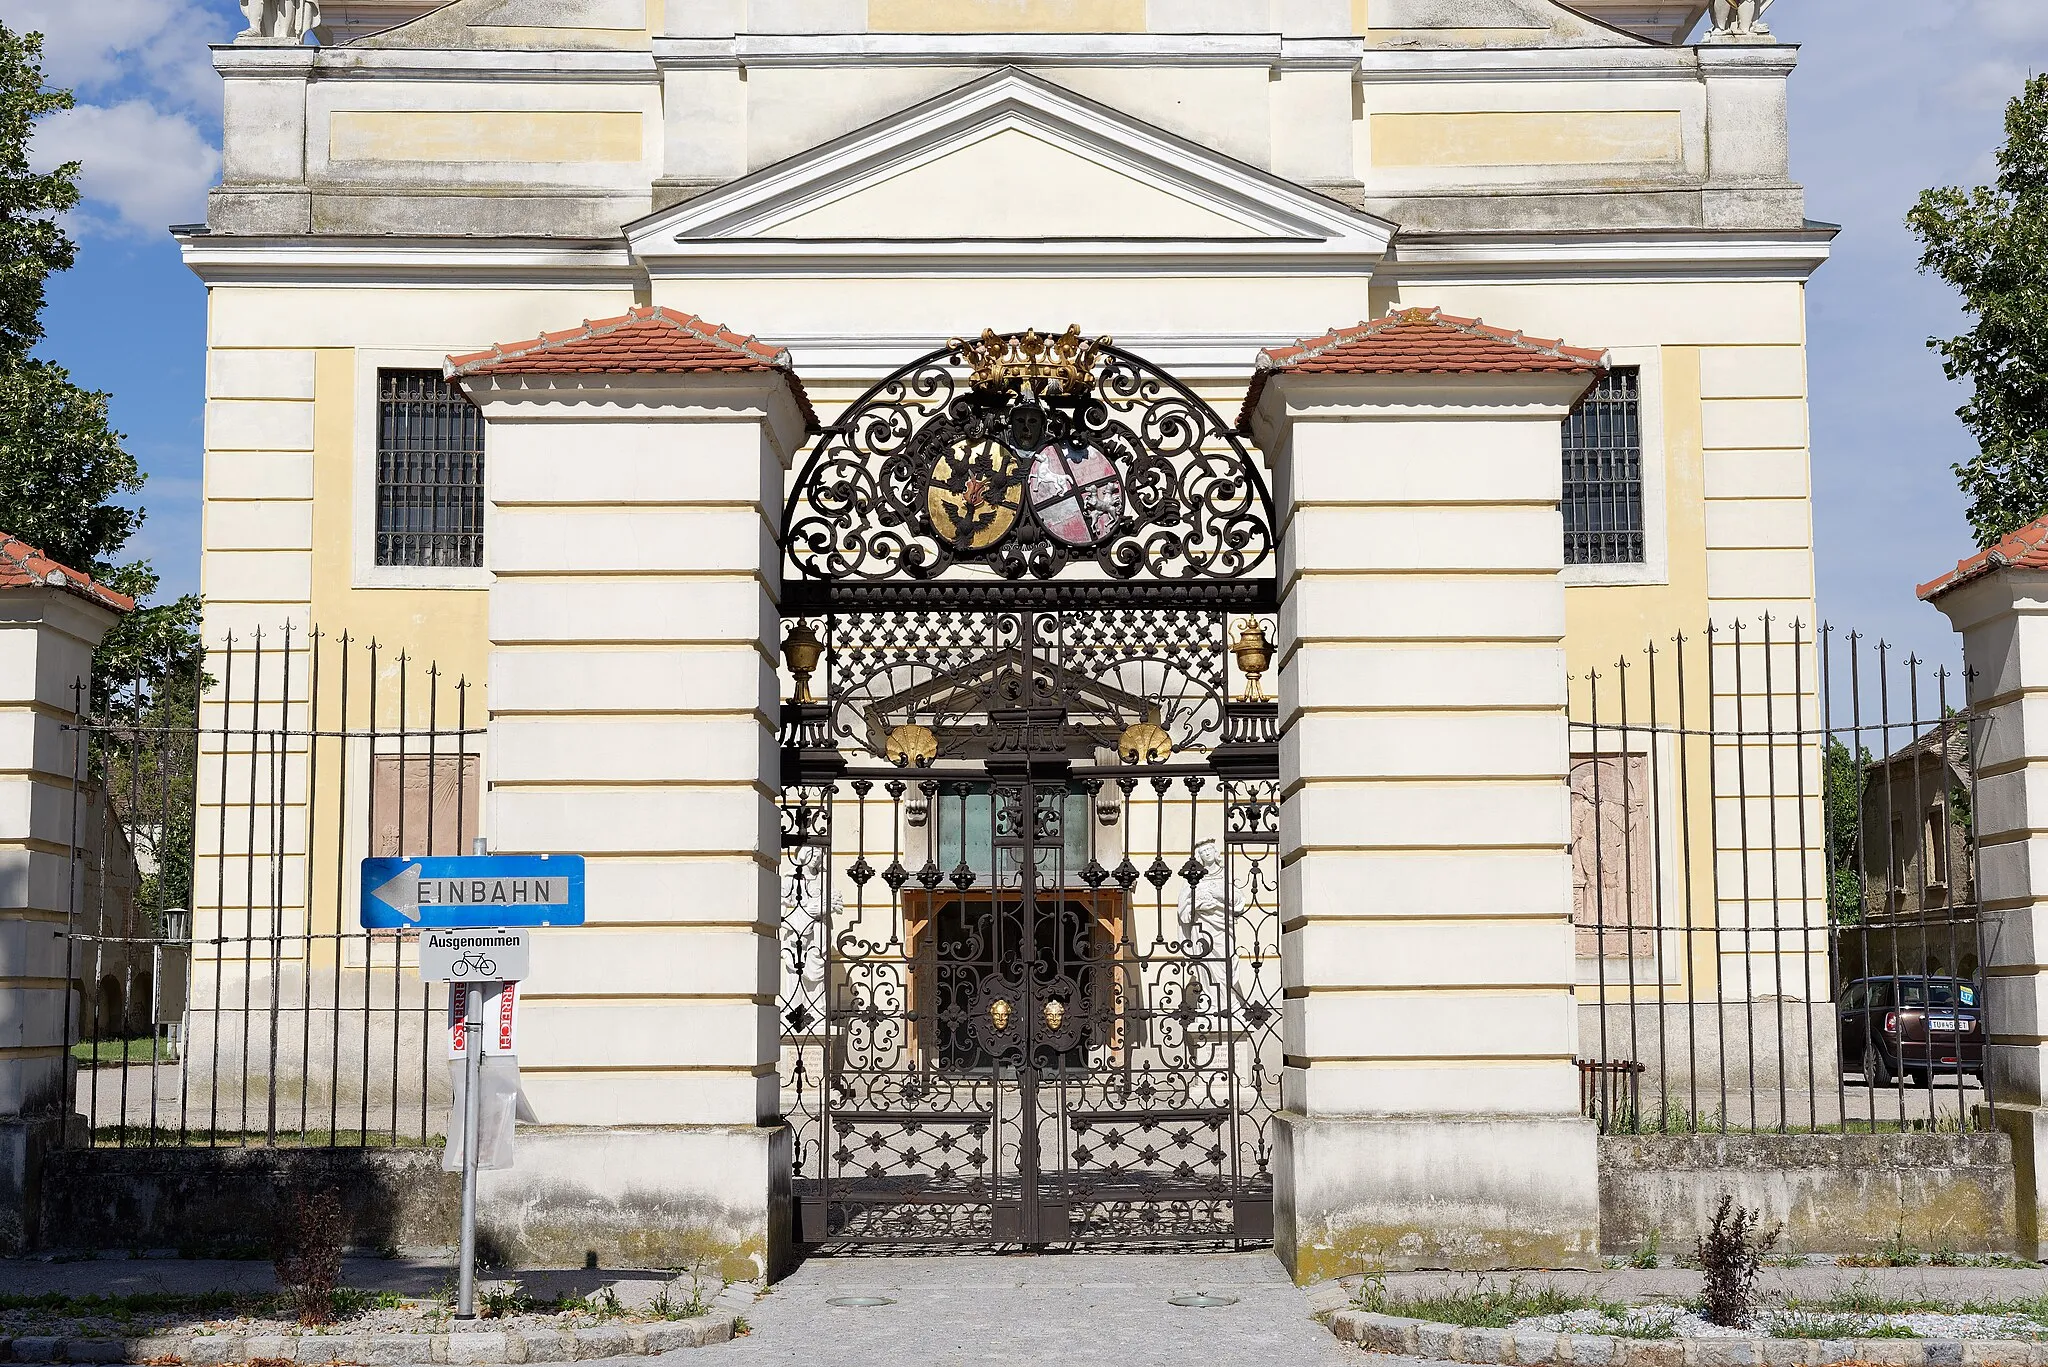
<box><xmin>868</xmin><ymin>0</ymin><xmax>1145</xmax><ymax>31</ymax></box>
<box><xmin>1371</xmin><ymin>111</ymin><xmax>1685</xmax><ymax>168</ymax></box>
<box><xmin>328</xmin><ymin>111</ymin><xmax>644</xmax><ymax>165</ymax></box>
<box><xmin>308</xmin><ymin>351</ymin><xmax>490</xmax><ymax>710</ymax></box>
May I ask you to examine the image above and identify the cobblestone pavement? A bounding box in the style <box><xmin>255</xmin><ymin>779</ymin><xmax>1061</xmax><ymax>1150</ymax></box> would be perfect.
<box><xmin>673</xmin><ymin>1251</ymin><xmax>1369</xmax><ymax>1367</ymax></box>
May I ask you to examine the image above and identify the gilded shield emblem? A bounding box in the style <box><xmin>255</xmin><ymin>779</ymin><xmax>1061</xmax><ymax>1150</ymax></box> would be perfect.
<box><xmin>1027</xmin><ymin>439</ymin><xmax>1125</xmax><ymax>547</ymax></box>
<box><xmin>927</xmin><ymin>435</ymin><xmax>1024</xmax><ymax>553</ymax></box>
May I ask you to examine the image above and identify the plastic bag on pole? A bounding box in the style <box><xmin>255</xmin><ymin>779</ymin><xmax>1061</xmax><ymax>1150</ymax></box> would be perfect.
<box><xmin>443</xmin><ymin>1054</ymin><xmax>536</xmax><ymax>1172</ymax></box>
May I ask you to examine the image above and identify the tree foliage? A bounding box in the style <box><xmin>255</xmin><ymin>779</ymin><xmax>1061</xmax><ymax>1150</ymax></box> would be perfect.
<box><xmin>0</xmin><ymin>22</ymin><xmax>200</xmax><ymax>710</ymax></box>
<box><xmin>1909</xmin><ymin>74</ymin><xmax>2048</xmax><ymax>546</ymax></box>
<box><xmin>1822</xmin><ymin>737</ymin><xmax>1868</xmax><ymax>925</ymax></box>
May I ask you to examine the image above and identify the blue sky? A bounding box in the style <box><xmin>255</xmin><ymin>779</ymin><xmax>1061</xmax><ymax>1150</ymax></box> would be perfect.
<box><xmin>12</xmin><ymin>0</ymin><xmax>2048</xmax><ymax>670</ymax></box>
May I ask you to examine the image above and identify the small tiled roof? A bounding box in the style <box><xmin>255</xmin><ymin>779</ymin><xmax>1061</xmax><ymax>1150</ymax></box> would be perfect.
<box><xmin>445</xmin><ymin>305</ymin><xmax>817</xmax><ymax>428</ymax></box>
<box><xmin>0</xmin><ymin>535</ymin><xmax>134</xmax><ymax>613</ymax></box>
<box><xmin>1918</xmin><ymin>516</ymin><xmax>2048</xmax><ymax>602</ymax></box>
<box><xmin>1238</xmin><ymin>307</ymin><xmax>1609</xmax><ymax>429</ymax></box>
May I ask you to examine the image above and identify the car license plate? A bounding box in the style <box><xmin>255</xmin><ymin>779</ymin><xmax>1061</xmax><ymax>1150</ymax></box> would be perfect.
<box><xmin>1929</xmin><ymin>1017</ymin><xmax>1962</xmax><ymax>1032</ymax></box>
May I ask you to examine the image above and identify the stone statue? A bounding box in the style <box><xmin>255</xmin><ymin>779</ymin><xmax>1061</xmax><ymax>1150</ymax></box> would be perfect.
<box><xmin>1707</xmin><ymin>0</ymin><xmax>1775</xmax><ymax>40</ymax></box>
<box><xmin>238</xmin><ymin>0</ymin><xmax>322</xmax><ymax>41</ymax></box>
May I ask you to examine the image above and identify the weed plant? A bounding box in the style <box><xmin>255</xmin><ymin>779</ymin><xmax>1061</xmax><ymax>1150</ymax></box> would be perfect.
<box><xmin>1696</xmin><ymin>1196</ymin><xmax>1781</xmax><ymax>1328</ymax></box>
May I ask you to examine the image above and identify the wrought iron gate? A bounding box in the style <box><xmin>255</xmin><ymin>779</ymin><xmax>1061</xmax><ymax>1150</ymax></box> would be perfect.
<box><xmin>775</xmin><ymin>329</ymin><xmax>1282</xmax><ymax>1248</ymax></box>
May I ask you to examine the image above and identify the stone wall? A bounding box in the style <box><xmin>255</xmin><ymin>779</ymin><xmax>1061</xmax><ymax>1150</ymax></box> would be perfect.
<box><xmin>1599</xmin><ymin>1132</ymin><xmax>2017</xmax><ymax>1257</ymax></box>
<box><xmin>38</xmin><ymin>1148</ymin><xmax>459</xmax><ymax>1257</ymax></box>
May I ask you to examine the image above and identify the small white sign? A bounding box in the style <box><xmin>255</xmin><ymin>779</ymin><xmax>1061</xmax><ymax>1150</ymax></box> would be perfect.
<box><xmin>419</xmin><ymin>928</ymin><xmax>530</xmax><ymax>984</ymax></box>
<box><xmin>449</xmin><ymin>981</ymin><xmax>519</xmax><ymax>1058</ymax></box>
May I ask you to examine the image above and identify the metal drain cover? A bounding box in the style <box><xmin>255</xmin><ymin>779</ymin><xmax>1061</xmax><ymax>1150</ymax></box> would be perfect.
<box><xmin>1168</xmin><ymin>1293</ymin><xmax>1239</xmax><ymax>1308</ymax></box>
<box><xmin>826</xmin><ymin>1296</ymin><xmax>897</xmax><ymax>1308</ymax></box>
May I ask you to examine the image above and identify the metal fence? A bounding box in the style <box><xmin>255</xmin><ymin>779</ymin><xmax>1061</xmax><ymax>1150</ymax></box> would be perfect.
<box><xmin>1569</xmin><ymin>616</ymin><xmax>1987</xmax><ymax>1135</ymax></box>
<box><xmin>63</xmin><ymin>627</ymin><xmax>482</xmax><ymax>1147</ymax></box>
<box><xmin>57</xmin><ymin>615</ymin><xmax>1989</xmax><ymax>1147</ymax></box>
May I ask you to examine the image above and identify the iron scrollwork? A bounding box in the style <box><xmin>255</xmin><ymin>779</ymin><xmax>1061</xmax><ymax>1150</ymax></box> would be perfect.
<box><xmin>782</xmin><ymin>327</ymin><xmax>1276</xmax><ymax>604</ymax></box>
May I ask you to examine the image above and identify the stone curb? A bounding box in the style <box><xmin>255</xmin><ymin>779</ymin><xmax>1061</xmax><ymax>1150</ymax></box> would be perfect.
<box><xmin>1327</xmin><ymin>1311</ymin><xmax>2048</xmax><ymax>1367</ymax></box>
<box><xmin>0</xmin><ymin>1317</ymin><xmax>738</xmax><ymax>1364</ymax></box>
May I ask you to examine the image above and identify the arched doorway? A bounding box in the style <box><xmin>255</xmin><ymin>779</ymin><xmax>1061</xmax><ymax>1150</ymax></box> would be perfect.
<box><xmin>775</xmin><ymin>329</ymin><xmax>1282</xmax><ymax>1250</ymax></box>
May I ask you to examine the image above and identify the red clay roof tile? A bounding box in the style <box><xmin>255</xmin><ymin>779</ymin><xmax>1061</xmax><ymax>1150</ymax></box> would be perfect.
<box><xmin>1918</xmin><ymin>516</ymin><xmax>2048</xmax><ymax>601</ymax></box>
<box><xmin>1238</xmin><ymin>307</ymin><xmax>1609</xmax><ymax>429</ymax></box>
<box><xmin>446</xmin><ymin>305</ymin><xmax>817</xmax><ymax>428</ymax></box>
<box><xmin>0</xmin><ymin>536</ymin><xmax>134</xmax><ymax>613</ymax></box>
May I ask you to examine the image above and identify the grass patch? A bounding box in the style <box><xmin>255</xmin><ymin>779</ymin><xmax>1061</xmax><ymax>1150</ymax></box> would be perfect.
<box><xmin>1353</xmin><ymin>1277</ymin><xmax>1627</xmax><ymax>1329</ymax></box>
<box><xmin>71</xmin><ymin>1035</ymin><xmax>177</xmax><ymax>1065</ymax></box>
<box><xmin>0</xmin><ymin>1288</ymin><xmax>404</xmax><ymax>1324</ymax></box>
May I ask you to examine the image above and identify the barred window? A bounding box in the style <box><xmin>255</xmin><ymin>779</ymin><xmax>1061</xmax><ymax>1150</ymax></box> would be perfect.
<box><xmin>1562</xmin><ymin>367</ymin><xmax>1644</xmax><ymax>566</ymax></box>
<box><xmin>376</xmin><ymin>369</ymin><xmax>485</xmax><ymax>568</ymax></box>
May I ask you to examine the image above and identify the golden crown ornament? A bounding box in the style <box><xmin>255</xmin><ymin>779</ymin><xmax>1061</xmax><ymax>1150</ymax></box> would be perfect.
<box><xmin>949</xmin><ymin>325</ymin><xmax>1113</xmax><ymax>398</ymax></box>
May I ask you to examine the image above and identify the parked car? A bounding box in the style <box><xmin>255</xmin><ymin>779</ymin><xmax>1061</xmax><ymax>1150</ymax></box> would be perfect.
<box><xmin>1838</xmin><ymin>975</ymin><xmax>1984</xmax><ymax>1086</ymax></box>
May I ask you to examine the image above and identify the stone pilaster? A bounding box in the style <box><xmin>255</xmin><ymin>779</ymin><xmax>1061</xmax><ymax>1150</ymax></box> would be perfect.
<box><xmin>1249</xmin><ymin>368</ymin><xmax>1599</xmax><ymax>1278</ymax></box>
<box><xmin>1928</xmin><ymin>552</ymin><xmax>2048</xmax><ymax>1259</ymax></box>
<box><xmin>0</xmin><ymin>582</ymin><xmax>125</xmax><ymax>1252</ymax></box>
<box><xmin>459</xmin><ymin>369</ymin><xmax>806</xmax><ymax>1278</ymax></box>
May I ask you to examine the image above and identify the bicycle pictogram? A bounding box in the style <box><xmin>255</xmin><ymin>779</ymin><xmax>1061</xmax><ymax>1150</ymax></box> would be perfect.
<box><xmin>448</xmin><ymin>950</ymin><xmax>497</xmax><ymax>978</ymax></box>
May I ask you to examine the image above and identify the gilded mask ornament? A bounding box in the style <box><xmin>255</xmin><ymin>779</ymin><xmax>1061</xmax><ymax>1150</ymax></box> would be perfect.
<box><xmin>1118</xmin><ymin>721</ymin><xmax>1173</xmax><ymax>766</ymax></box>
<box><xmin>885</xmin><ymin>723</ymin><xmax>939</xmax><ymax>768</ymax></box>
<box><xmin>1043</xmin><ymin>998</ymin><xmax>1067</xmax><ymax>1033</ymax></box>
<box><xmin>988</xmin><ymin>997</ymin><xmax>1014</xmax><ymax>1032</ymax></box>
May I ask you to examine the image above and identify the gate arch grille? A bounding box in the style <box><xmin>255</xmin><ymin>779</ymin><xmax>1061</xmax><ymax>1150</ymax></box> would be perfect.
<box><xmin>774</xmin><ymin>332</ymin><xmax>1282</xmax><ymax>1249</ymax></box>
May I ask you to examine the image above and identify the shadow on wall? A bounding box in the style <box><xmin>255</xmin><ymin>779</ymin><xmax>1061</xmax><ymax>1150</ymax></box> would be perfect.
<box><xmin>37</xmin><ymin>1147</ymin><xmax>461</xmax><ymax>1256</ymax></box>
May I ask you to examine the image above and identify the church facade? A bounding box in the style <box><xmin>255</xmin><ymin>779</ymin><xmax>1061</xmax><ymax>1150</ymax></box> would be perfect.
<box><xmin>184</xmin><ymin>0</ymin><xmax>1825</xmax><ymax>1278</ymax></box>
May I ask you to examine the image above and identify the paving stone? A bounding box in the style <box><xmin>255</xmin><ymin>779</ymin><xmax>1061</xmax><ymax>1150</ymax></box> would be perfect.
<box><xmin>1854</xmin><ymin>1342</ymin><xmax>1928</xmax><ymax>1367</ymax></box>
<box><xmin>641</xmin><ymin>1318</ymin><xmax>735</xmax><ymax>1351</ymax></box>
<box><xmin>513</xmin><ymin>1331</ymin><xmax>566</xmax><ymax>1364</ymax></box>
<box><xmin>62</xmin><ymin>1340</ymin><xmax>125</xmax><ymax>1363</ymax></box>
<box><xmin>1418</xmin><ymin>1324</ymin><xmax>1461</xmax><ymax>1360</ymax></box>
<box><xmin>1519</xmin><ymin>1332</ymin><xmax>1564</xmax><ymax>1365</ymax></box>
<box><xmin>294</xmin><ymin>1334</ymin><xmax>361</xmax><ymax>1365</ymax></box>
<box><xmin>126</xmin><ymin>1336</ymin><xmax>193</xmax><ymax>1363</ymax></box>
<box><xmin>241</xmin><ymin>1335</ymin><xmax>297</xmax><ymax>1361</ymax></box>
<box><xmin>183</xmin><ymin>1337</ymin><xmax>246</xmax><ymax>1366</ymax></box>
<box><xmin>1926</xmin><ymin>1341</ymin><xmax>1967</xmax><ymax>1367</ymax></box>
<box><xmin>1963</xmin><ymin>1342</ymin><xmax>2034</xmax><ymax>1366</ymax></box>
<box><xmin>568</xmin><ymin>1327</ymin><xmax>630</xmax><ymax>1361</ymax></box>
<box><xmin>1364</xmin><ymin>1314</ymin><xmax>1421</xmax><ymax>1356</ymax></box>
<box><xmin>1571</xmin><ymin>1336</ymin><xmax>1620</xmax><ymax>1367</ymax></box>
<box><xmin>12</xmin><ymin>1340</ymin><xmax>62</xmax><ymax>1364</ymax></box>
<box><xmin>1693</xmin><ymin>1340</ymin><xmax>1763</xmax><ymax>1367</ymax></box>
<box><xmin>1762</xmin><ymin>1341</ymin><xmax>1811</xmax><ymax>1366</ymax></box>
<box><xmin>361</xmin><ymin>1335</ymin><xmax>435</xmax><ymax>1365</ymax></box>
<box><xmin>1464</xmin><ymin>1327</ymin><xmax>1511</xmax><ymax>1363</ymax></box>
<box><xmin>1623</xmin><ymin>1338</ymin><xmax>1685</xmax><ymax>1367</ymax></box>
<box><xmin>442</xmin><ymin>1333</ymin><xmax>507</xmax><ymax>1366</ymax></box>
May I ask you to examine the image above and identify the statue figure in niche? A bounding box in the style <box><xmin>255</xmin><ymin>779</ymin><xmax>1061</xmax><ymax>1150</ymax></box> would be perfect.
<box><xmin>1174</xmin><ymin>839</ymin><xmax>1250</xmax><ymax>1030</ymax></box>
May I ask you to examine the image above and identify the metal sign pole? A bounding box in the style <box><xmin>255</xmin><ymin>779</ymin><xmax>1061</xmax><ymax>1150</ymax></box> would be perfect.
<box><xmin>456</xmin><ymin>982</ymin><xmax>483</xmax><ymax>1320</ymax></box>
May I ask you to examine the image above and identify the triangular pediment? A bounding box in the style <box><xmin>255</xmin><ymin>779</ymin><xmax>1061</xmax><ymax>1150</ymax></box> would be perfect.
<box><xmin>627</xmin><ymin>69</ymin><xmax>1394</xmax><ymax>265</ymax></box>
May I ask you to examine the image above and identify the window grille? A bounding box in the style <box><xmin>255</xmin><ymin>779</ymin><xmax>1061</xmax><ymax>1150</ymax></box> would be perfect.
<box><xmin>1562</xmin><ymin>366</ymin><xmax>1644</xmax><ymax>566</ymax></box>
<box><xmin>375</xmin><ymin>369</ymin><xmax>485</xmax><ymax>568</ymax></box>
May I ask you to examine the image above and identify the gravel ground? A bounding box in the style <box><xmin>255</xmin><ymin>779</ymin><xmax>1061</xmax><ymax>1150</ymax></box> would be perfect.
<box><xmin>1518</xmin><ymin>1305</ymin><xmax>2048</xmax><ymax>1340</ymax></box>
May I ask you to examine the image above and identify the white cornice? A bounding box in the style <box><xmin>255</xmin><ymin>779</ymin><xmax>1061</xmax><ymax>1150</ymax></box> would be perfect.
<box><xmin>176</xmin><ymin>232</ymin><xmax>641</xmax><ymax>286</ymax></box>
<box><xmin>301</xmin><ymin>47</ymin><xmax>656</xmax><ymax>82</ymax></box>
<box><xmin>626</xmin><ymin>68</ymin><xmax>1396</xmax><ymax>272</ymax></box>
<box><xmin>1382</xmin><ymin>228</ymin><xmax>1836</xmax><ymax>284</ymax></box>
<box><xmin>652</xmin><ymin>33</ymin><xmax>1361</xmax><ymax>70</ymax></box>
<box><xmin>1356</xmin><ymin>44</ymin><xmax>1702</xmax><ymax>83</ymax></box>
<box><xmin>775</xmin><ymin>333</ymin><xmax>1272</xmax><ymax>383</ymax></box>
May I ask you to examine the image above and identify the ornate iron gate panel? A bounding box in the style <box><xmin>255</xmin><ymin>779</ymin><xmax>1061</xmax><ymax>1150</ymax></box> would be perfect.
<box><xmin>774</xmin><ymin>330</ymin><xmax>1282</xmax><ymax>1249</ymax></box>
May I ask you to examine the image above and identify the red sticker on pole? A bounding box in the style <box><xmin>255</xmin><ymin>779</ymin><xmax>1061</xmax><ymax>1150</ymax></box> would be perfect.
<box><xmin>448</xmin><ymin>982</ymin><xmax>519</xmax><ymax>1058</ymax></box>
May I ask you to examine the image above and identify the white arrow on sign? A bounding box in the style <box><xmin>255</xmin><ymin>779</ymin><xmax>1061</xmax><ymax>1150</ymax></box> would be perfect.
<box><xmin>372</xmin><ymin>862</ymin><xmax>423</xmax><ymax>923</ymax></box>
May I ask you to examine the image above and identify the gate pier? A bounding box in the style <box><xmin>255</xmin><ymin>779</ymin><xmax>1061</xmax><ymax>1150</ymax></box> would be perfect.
<box><xmin>1248</xmin><ymin>346</ymin><xmax>1606</xmax><ymax>1275</ymax></box>
<box><xmin>453</xmin><ymin>332</ymin><xmax>812</xmax><ymax>1278</ymax></box>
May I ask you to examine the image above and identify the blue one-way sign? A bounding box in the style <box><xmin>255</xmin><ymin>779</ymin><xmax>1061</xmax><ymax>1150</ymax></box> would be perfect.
<box><xmin>361</xmin><ymin>854</ymin><xmax>586</xmax><ymax>929</ymax></box>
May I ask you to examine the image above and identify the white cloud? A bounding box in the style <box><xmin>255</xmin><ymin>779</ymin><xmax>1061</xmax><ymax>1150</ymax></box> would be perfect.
<box><xmin>9</xmin><ymin>0</ymin><xmax>232</xmax><ymax>115</ymax></box>
<box><xmin>1975</xmin><ymin>0</ymin><xmax>2048</xmax><ymax>43</ymax></box>
<box><xmin>30</xmin><ymin>102</ymin><xmax>222</xmax><ymax>239</ymax></box>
